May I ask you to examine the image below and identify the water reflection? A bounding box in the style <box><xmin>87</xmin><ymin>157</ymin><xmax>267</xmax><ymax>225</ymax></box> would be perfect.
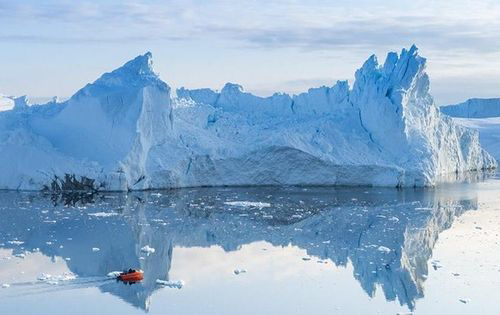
<box><xmin>0</xmin><ymin>186</ymin><xmax>479</xmax><ymax>311</ymax></box>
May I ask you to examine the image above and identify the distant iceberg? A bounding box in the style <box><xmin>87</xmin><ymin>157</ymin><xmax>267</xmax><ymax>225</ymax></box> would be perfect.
<box><xmin>0</xmin><ymin>46</ymin><xmax>496</xmax><ymax>191</ymax></box>
<box><xmin>439</xmin><ymin>98</ymin><xmax>500</xmax><ymax>118</ymax></box>
<box><xmin>441</xmin><ymin>98</ymin><xmax>500</xmax><ymax>118</ymax></box>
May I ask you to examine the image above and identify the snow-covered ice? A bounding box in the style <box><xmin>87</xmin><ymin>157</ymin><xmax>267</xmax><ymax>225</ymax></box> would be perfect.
<box><xmin>0</xmin><ymin>46</ymin><xmax>495</xmax><ymax>190</ymax></box>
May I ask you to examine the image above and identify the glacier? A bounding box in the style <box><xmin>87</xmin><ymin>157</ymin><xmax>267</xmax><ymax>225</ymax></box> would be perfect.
<box><xmin>0</xmin><ymin>46</ymin><xmax>496</xmax><ymax>191</ymax></box>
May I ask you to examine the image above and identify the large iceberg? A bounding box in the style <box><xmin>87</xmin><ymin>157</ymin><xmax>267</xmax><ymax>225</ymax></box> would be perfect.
<box><xmin>0</xmin><ymin>46</ymin><xmax>496</xmax><ymax>191</ymax></box>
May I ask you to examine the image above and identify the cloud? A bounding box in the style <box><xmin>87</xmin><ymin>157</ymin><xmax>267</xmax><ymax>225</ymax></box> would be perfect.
<box><xmin>1</xmin><ymin>0</ymin><xmax>500</xmax><ymax>54</ymax></box>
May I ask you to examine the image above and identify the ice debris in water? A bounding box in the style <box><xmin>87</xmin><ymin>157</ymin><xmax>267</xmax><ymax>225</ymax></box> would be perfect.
<box><xmin>431</xmin><ymin>260</ymin><xmax>443</xmax><ymax>270</ymax></box>
<box><xmin>92</xmin><ymin>247</ymin><xmax>100</xmax><ymax>252</ymax></box>
<box><xmin>233</xmin><ymin>269</ymin><xmax>247</xmax><ymax>275</ymax></box>
<box><xmin>8</xmin><ymin>240</ymin><xmax>24</xmax><ymax>245</ymax></box>
<box><xmin>377</xmin><ymin>246</ymin><xmax>391</xmax><ymax>253</ymax></box>
<box><xmin>156</xmin><ymin>279</ymin><xmax>184</xmax><ymax>289</ymax></box>
<box><xmin>2</xmin><ymin>284</ymin><xmax>10</xmax><ymax>288</ymax></box>
<box><xmin>224</xmin><ymin>201</ymin><xmax>271</xmax><ymax>209</ymax></box>
<box><xmin>37</xmin><ymin>272</ymin><xmax>76</xmax><ymax>283</ymax></box>
<box><xmin>141</xmin><ymin>245</ymin><xmax>155</xmax><ymax>255</ymax></box>
<box><xmin>88</xmin><ymin>212</ymin><xmax>119</xmax><ymax>217</ymax></box>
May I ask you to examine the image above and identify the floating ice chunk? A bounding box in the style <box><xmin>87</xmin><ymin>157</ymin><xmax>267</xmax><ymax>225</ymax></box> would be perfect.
<box><xmin>388</xmin><ymin>216</ymin><xmax>400</xmax><ymax>222</ymax></box>
<box><xmin>38</xmin><ymin>273</ymin><xmax>52</xmax><ymax>281</ymax></box>
<box><xmin>61</xmin><ymin>273</ymin><xmax>76</xmax><ymax>281</ymax></box>
<box><xmin>88</xmin><ymin>212</ymin><xmax>119</xmax><ymax>217</ymax></box>
<box><xmin>431</xmin><ymin>260</ymin><xmax>443</xmax><ymax>270</ymax></box>
<box><xmin>377</xmin><ymin>246</ymin><xmax>391</xmax><ymax>253</ymax></box>
<box><xmin>141</xmin><ymin>245</ymin><xmax>155</xmax><ymax>255</ymax></box>
<box><xmin>415</xmin><ymin>207</ymin><xmax>433</xmax><ymax>211</ymax></box>
<box><xmin>224</xmin><ymin>201</ymin><xmax>271</xmax><ymax>209</ymax></box>
<box><xmin>38</xmin><ymin>273</ymin><xmax>76</xmax><ymax>282</ymax></box>
<box><xmin>92</xmin><ymin>247</ymin><xmax>100</xmax><ymax>252</ymax></box>
<box><xmin>233</xmin><ymin>269</ymin><xmax>247</xmax><ymax>275</ymax></box>
<box><xmin>8</xmin><ymin>240</ymin><xmax>24</xmax><ymax>245</ymax></box>
<box><xmin>2</xmin><ymin>284</ymin><xmax>10</xmax><ymax>288</ymax></box>
<box><xmin>156</xmin><ymin>279</ymin><xmax>184</xmax><ymax>289</ymax></box>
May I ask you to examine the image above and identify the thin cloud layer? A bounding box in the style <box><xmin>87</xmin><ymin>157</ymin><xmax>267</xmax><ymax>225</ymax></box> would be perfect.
<box><xmin>1</xmin><ymin>0</ymin><xmax>500</xmax><ymax>104</ymax></box>
<box><xmin>2</xmin><ymin>0</ymin><xmax>500</xmax><ymax>52</ymax></box>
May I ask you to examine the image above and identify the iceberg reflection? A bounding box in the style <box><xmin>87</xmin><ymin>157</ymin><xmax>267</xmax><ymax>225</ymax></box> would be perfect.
<box><xmin>0</xmin><ymin>186</ymin><xmax>479</xmax><ymax>311</ymax></box>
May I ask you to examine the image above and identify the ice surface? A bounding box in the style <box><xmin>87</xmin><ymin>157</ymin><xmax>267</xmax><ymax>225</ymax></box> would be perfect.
<box><xmin>0</xmin><ymin>47</ymin><xmax>496</xmax><ymax>190</ymax></box>
<box><xmin>441</xmin><ymin>98</ymin><xmax>500</xmax><ymax>118</ymax></box>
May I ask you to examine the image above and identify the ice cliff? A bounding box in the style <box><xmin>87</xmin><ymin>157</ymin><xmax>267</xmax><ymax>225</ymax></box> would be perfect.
<box><xmin>441</xmin><ymin>98</ymin><xmax>500</xmax><ymax>118</ymax></box>
<box><xmin>0</xmin><ymin>46</ymin><xmax>496</xmax><ymax>190</ymax></box>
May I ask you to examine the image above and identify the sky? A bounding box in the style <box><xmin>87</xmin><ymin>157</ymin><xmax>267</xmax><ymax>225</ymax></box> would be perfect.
<box><xmin>1</xmin><ymin>0</ymin><xmax>500</xmax><ymax>105</ymax></box>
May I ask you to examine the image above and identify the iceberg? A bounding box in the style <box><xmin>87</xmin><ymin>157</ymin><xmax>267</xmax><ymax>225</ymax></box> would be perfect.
<box><xmin>441</xmin><ymin>98</ymin><xmax>500</xmax><ymax>118</ymax></box>
<box><xmin>0</xmin><ymin>46</ymin><xmax>495</xmax><ymax>191</ymax></box>
<box><xmin>440</xmin><ymin>98</ymin><xmax>500</xmax><ymax>161</ymax></box>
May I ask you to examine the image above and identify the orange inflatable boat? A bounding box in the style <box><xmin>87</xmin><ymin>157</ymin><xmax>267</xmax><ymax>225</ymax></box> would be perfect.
<box><xmin>118</xmin><ymin>269</ymin><xmax>144</xmax><ymax>283</ymax></box>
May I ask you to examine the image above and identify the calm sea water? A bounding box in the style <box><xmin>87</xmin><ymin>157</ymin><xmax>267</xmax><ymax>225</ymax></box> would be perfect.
<box><xmin>0</xmin><ymin>175</ymin><xmax>499</xmax><ymax>314</ymax></box>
